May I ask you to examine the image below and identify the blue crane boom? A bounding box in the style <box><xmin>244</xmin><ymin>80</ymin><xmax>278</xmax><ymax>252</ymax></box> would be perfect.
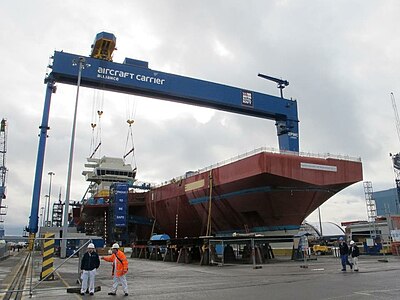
<box><xmin>27</xmin><ymin>32</ymin><xmax>300</xmax><ymax>236</ymax></box>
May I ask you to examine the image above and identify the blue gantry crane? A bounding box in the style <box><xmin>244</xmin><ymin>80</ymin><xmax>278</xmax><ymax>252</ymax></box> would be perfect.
<box><xmin>27</xmin><ymin>32</ymin><xmax>300</xmax><ymax>240</ymax></box>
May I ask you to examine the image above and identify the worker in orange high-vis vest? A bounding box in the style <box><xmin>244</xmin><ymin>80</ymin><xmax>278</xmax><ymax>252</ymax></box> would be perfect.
<box><xmin>101</xmin><ymin>243</ymin><xmax>129</xmax><ymax>296</ymax></box>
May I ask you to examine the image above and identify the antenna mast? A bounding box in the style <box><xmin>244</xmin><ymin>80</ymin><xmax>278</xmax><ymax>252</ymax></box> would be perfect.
<box><xmin>258</xmin><ymin>73</ymin><xmax>289</xmax><ymax>98</ymax></box>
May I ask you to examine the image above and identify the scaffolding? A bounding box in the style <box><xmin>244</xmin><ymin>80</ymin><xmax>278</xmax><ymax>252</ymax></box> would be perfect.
<box><xmin>363</xmin><ymin>181</ymin><xmax>377</xmax><ymax>238</ymax></box>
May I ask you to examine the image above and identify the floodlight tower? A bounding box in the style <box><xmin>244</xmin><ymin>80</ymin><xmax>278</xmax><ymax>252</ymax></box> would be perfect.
<box><xmin>0</xmin><ymin>119</ymin><xmax>8</xmax><ymax>221</ymax></box>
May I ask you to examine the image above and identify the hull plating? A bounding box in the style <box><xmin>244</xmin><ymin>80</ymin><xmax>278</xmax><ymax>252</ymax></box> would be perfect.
<box><xmin>146</xmin><ymin>150</ymin><xmax>363</xmax><ymax>238</ymax></box>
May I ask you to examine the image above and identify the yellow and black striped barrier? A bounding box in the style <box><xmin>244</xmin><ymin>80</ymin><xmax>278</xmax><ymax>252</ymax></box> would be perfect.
<box><xmin>40</xmin><ymin>233</ymin><xmax>55</xmax><ymax>281</ymax></box>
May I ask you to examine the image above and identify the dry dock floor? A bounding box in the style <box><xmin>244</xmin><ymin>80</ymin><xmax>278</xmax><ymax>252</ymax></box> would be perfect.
<box><xmin>1</xmin><ymin>250</ymin><xmax>400</xmax><ymax>299</ymax></box>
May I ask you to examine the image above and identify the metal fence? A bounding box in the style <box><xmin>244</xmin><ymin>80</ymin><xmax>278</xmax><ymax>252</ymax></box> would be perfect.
<box><xmin>0</xmin><ymin>237</ymin><xmax>93</xmax><ymax>298</ymax></box>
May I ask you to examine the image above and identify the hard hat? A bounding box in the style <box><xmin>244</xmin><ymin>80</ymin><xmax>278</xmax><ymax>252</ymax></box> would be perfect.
<box><xmin>350</xmin><ymin>240</ymin><xmax>355</xmax><ymax>245</ymax></box>
<box><xmin>112</xmin><ymin>243</ymin><xmax>120</xmax><ymax>249</ymax></box>
<box><xmin>339</xmin><ymin>237</ymin><xmax>344</xmax><ymax>241</ymax></box>
<box><xmin>87</xmin><ymin>243</ymin><xmax>95</xmax><ymax>249</ymax></box>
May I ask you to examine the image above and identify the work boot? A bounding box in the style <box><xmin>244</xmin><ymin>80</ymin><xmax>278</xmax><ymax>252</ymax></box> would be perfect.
<box><xmin>108</xmin><ymin>292</ymin><xmax>116</xmax><ymax>295</ymax></box>
<box><xmin>125</xmin><ymin>293</ymin><xmax>129</xmax><ymax>296</ymax></box>
<box><xmin>341</xmin><ymin>269</ymin><xmax>346</xmax><ymax>271</ymax></box>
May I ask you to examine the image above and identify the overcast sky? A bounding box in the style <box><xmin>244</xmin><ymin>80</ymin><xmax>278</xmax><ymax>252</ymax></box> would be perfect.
<box><xmin>1</xmin><ymin>1</ymin><xmax>400</xmax><ymax>235</ymax></box>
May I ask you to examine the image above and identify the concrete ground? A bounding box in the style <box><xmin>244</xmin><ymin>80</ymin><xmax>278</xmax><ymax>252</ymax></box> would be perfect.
<box><xmin>1</xmin><ymin>250</ymin><xmax>400</xmax><ymax>299</ymax></box>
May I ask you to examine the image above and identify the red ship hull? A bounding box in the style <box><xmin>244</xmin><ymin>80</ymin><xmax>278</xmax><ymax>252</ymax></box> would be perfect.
<box><xmin>145</xmin><ymin>150</ymin><xmax>363</xmax><ymax>238</ymax></box>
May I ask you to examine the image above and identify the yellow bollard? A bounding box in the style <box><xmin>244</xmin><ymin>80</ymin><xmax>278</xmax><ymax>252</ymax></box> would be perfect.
<box><xmin>40</xmin><ymin>233</ymin><xmax>55</xmax><ymax>280</ymax></box>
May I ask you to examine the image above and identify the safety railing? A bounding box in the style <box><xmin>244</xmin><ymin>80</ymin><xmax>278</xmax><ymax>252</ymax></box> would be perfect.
<box><xmin>154</xmin><ymin>146</ymin><xmax>362</xmax><ymax>188</ymax></box>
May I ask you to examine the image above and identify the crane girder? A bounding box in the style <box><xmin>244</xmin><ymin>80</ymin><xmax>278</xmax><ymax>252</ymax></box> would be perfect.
<box><xmin>48</xmin><ymin>51</ymin><xmax>299</xmax><ymax>152</ymax></box>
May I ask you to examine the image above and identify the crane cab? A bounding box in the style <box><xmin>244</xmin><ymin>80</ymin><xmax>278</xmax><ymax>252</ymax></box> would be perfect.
<box><xmin>90</xmin><ymin>32</ymin><xmax>116</xmax><ymax>61</ymax></box>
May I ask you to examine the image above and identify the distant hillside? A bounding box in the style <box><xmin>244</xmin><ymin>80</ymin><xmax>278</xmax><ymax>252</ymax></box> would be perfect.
<box><xmin>3</xmin><ymin>235</ymin><xmax>28</xmax><ymax>243</ymax></box>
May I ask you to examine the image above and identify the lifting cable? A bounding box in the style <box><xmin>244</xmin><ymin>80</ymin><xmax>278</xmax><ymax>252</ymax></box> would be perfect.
<box><xmin>149</xmin><ymin>191</ymin><xmax>157</xmax><ymax>238</ymax></box>
<box><xmin>89</xmin><ymin>90</ymin><xmax>97</xmax><ymax>156</ymax></box>
<box><xmin>89</xmin><ymin>89</ymin><xmax>104</xmax><ymax>159</ymax></box>
<box><xmin>206</xmin><ymin>170</ymin><xmax>213</xmax><ymax>236</ymax></box>
<box><xmin>124</xmin><ymin>96</ymin><xmax>137</xmax><ymax>169</ymax></box>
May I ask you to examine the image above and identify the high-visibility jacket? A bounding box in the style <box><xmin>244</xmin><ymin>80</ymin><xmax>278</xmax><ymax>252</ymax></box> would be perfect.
<box><xmin>102</xmin><ymin>250</ymin><xmax>128</xmax><ymax>277</ymax></box>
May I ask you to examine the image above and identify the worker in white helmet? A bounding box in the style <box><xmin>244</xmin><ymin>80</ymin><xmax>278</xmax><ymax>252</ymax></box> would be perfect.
<box><xmin>101</xmin><ymin>243</ymin><xmax>129</xmax><ymax>296</ymax></box>
<box><xmin>349</xmin><ymin>240</ymin><xmax>360</xmax><ymax>272</ymax></box>
<box><xmin>80</xmin><ymin>242</ymin><xmax>100</xmax><ymax>295</ymax></box>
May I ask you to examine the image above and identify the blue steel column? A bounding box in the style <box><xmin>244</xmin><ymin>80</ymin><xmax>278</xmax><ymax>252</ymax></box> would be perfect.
<box><xmin>277</xmin><ymin>119</ymin><xmax>299</xmax><ymax>152</ymax></box>
<box><xmin>28</xmin><ymin>79</ymin><xmax>55</xmax><ymax>235</ymax></box>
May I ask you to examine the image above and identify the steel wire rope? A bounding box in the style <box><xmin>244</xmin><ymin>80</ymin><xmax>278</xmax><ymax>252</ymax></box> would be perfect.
<box><xmin>89</xmin><ymin>89</ymin><xmax>104</xmax><ymax>159</ymax></box>
<box><xmin>124</xmin><ymin>95</ymin><xmax>137</xmax><ymax>169</ymax></box>
<box><xmin>96</xmin><ymin>90</ymin><xmax>105</xmax><ymax>158</ymax></box>
<box><xmin>206</xmin><ymin>170</ymin><xmax>213</xmax><ymax>236</ymax></box>
<box><xmin>89</xmin><ymin>90</ymin><xmax>97</xmax><ymax>156</ymax></box>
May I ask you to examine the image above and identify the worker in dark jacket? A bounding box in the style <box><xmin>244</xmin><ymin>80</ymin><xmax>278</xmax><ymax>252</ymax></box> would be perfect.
<box><xmin>80</xmin><ymin>243</ymin><xmax>100</xmax><ymax>295</ymax></box>
<box><xmin>349</xmin><ymin>240</ymin><xmax>360</xmax><ymax>272</ymax></box>
<box><xmin>338</xmin><ymin>237</ymin><xmax>353</xmax><ymax>271</ymax></box>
